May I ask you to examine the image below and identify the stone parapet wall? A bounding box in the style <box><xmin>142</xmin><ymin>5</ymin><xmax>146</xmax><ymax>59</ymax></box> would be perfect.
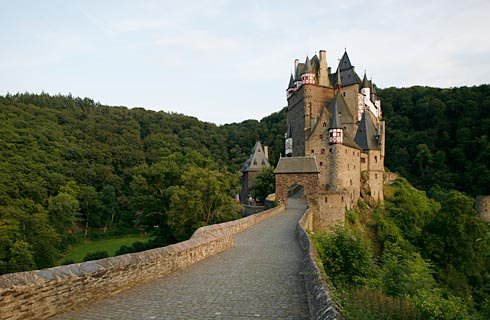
<box><xmin>0</xmin><ymin>205</ymin><xmax>285</xmax><ymax>320</ymax></box>
<box><xmin>297</xmin><ymin>208</ymin><xmax>342</xmax><ymax>320</ymax></box>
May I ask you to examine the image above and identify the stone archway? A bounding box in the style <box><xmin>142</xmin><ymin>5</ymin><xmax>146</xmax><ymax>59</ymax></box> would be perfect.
<box><xmin>274</xmin><ymin>157</ymin><xmax>320</xmax><ymax>208</ymax></box>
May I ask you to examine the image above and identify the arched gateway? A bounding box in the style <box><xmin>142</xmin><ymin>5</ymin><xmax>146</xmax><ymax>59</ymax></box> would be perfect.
<box><xmin>274</xmin><ymin>157</ymin><xmax>319</xmax><ymax>208</ymax></box>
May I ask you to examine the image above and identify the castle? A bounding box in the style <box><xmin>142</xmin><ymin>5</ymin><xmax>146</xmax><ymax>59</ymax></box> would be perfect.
<box><xmin>275</xmin><ymin>49</ymin><xmax>386</xmax><ymax>229</ymax></box>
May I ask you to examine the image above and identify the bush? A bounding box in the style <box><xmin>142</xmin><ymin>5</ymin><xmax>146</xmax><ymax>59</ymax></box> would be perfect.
<box><xmin>314</xmin><ymin>227</ymin><xmax>375</xmax><ymax>287</ymax></box>
<box><xmin>82</xmin><ymin>250</ymin><xmax>109</xmax><ymax>262</ymax></box>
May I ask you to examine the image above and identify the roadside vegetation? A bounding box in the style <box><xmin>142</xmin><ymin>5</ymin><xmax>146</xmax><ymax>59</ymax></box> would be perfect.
<box><xmin>313</xmin><ymin>178</ymin><xmax>490</xmax><ymax>319</ymax></box>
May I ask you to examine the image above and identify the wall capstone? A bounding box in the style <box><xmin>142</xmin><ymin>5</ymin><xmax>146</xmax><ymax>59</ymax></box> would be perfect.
<box><xmin>297</xmin><ymin>208</ymin><xmax>342</xmax><ymax>320</ymax></box>
<box><xmin>0</xmin><ymin>205</ymin><xmax>285</xmax><ymax>320</ymax></box>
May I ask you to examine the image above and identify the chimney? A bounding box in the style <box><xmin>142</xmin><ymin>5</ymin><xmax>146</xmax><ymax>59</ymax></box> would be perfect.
<box><xmin>263</xmin><ymin>146</ymin><xmax>269</xmax><ymax>161</ymax></box>
<box><xmin>294</xmin><ymin>59</ymin><xmax>299</xmax><ymax>78</ymax></box>
<box><xmin>318</xmin><ymin>50</ymin><xmax>330</xmax><ymax>87</ymax></box>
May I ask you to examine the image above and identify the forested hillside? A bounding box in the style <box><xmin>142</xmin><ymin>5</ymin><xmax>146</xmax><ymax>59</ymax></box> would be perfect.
<box><xmin>0</xmin><ymin>93</ymin><xmax>249</xmax><ymax>274</ymax></box>
<box><xmin>379</xmin><ymin>85</ymin><xmax>490</xmax><ymax>195</ymax></box>
<box><xmin>1</xmin><ymin>84</ymin><xmax>488</xmax><ymax>275</ymax></box>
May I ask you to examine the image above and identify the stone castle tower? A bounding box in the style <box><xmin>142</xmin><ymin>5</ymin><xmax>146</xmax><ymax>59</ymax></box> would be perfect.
<box><xmin>276</xmin><ymin>49</ymin><xmax>386</xmax><ymax>229</ymax></box>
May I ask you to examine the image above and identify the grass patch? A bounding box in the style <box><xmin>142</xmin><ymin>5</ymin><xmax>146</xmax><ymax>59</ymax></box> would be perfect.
<box><xmin>60</xmin><ymin>234</ymin><xmax>151</xmax><ymax>264</ymax></box>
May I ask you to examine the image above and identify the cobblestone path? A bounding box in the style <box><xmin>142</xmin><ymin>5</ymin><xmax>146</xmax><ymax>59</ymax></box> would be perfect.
<box><xmin>54</xmin><ymin>197</ymin><xmax>309</xmax><ymax>320</ymax></box>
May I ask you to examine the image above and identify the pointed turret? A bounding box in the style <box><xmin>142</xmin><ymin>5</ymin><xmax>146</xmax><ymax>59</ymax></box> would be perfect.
<box><xmin>339</xmin><ymin>51</ymin><xmax>353</xmax><ymax>71</ymax></box>
<box><xmin>305</xmin><ymin>56</ymin><xmax>312</xmax><ymax>73</ymax></box>
<box><xmin>288</xmin><ymin>73</ymin><xmax>294</xmax><ymax>88</ymax></box>
<box><xmin>335</xmin><ymin>65</ymin><xmax>342</xmax><ymax>93</ymax></box>
<box><xmin>370</xmin><ymin>81</ymin><xmax>377</xmax><ymax>104</ymax></box>
<box><xmin>301</xmin><ymin>56</ymin><xmax>315</xmax><ymax>85</ymax></box>
<box><xmin>361</xmin><ymin>72</ymin><xmax>370</xmax><ymax>89</ymax></box>
<box><xmin>287</xmin><ymin>73</ymin><xmax>295</xmax><ymax>98</ymax></box>
<box><xmin>328</xmin><ymin>94</ymin><xmax>344</xmax><ymax>144</ymax></box>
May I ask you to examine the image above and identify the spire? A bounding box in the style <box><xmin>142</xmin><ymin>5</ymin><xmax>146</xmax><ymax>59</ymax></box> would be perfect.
<box><xmin>305</xmin><ymin>56</ymin><xmax>313</xmax><ymax>73</ymax></box>
<box><xmin>339</xmin><ymin>51</ymin><xmax>353</xmax><ymax>71</ymax></box>
<box><xmin>328</xmin><ymin>94</ymin><xmax>344</xmax><ymax>144</ymax></box>
<box><xmin>361</xmin><ymin>72</ymin><xmax>370</xmax><ymax>89</ymax></box>
<box><xmin>371</xmin><ymin>82</ymin><xmax>377</xmax><ymax>94</ymax></box>
<box><xmin>335</xmin><ymin>65</ymin><xmax>342</xmax><ymax>92</ymax></box>
<box><xmin>288</xmin><ymin>73</ymin><xmax>294</xmax><ymax>88</ymax></box>
<box><xmin>329</xmin><ymin>95</ymin><xmax>342</xmax><ymax>129</ymax></box>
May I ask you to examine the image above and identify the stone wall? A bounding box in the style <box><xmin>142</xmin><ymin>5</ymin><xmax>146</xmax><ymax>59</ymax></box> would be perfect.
<box><xmin>311</xmin><ymin>191</ymin><xmax>347</xmax><ymax>231</ymax></box>
<box><xmin>0</xmin><ymin>206</ymin><xmax>285</xmax><ymax>320</ymax></box>
<box><xmin>275</xmin><ymin>173</ymin><xmax>319</xmax><ymax>207</ymax></box>
<box><xmin>328</xmin><ymin>144</ymin><xmax>360</xmax><ymax>207</ymax></box>
<box><xmin>476</xmin><ymin>195</ymin><xmax>490</xmax><ymax>222</ymax></box>
<box><xmin>297</xmin><ymin>208</ymin><xmax>342</xmax><ymax>320</ymax></box>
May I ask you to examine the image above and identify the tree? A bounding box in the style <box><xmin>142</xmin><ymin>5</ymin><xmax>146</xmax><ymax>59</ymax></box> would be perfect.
<box><xmin>167</xmin><ymin>166</ymin><xmax>240</xmax><ymax>241</ymax></box>
<box><xmin>250</xmin><ymin>166</ymin><xmax>275</xmax><ymax>202</ymax></box>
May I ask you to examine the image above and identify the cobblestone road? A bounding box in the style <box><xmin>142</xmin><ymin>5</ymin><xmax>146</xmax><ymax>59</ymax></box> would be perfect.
<box><xmin>54</xmin><ymin>196</ymin><xmax>309</xmax><ymax>320</ymax></box>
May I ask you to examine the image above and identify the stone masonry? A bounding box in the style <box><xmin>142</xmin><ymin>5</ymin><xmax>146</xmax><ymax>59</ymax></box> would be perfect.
<box><xmin>0</xmin><ymin>206</ymin><xmax>284</xmax><ymax>320</ymax></box>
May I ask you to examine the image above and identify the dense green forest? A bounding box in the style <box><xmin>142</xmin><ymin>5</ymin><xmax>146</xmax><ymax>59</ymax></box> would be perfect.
<box><xmin>380</xmin><ymin>85</ymin><xmax>490</xmax><ymax>195</ymax></box>
<box><xmin>1</xmin><ymin>84</ymin><xmax>488</xmax><ymax>276</ymax></box>
<box><xmin>0</xmin><ymin>93</ymin><xmax>251</xmax><ymax>274</ymax></box>
<box><xmin>314</xmin><ymin>178</ymin><xmax>490</xmax><ymax>319</ymax></box>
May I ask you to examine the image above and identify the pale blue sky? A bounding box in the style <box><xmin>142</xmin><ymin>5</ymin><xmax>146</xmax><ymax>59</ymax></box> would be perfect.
<box><xmin>1</xmin><ymin>0</ymin><xmax>489</xmax><ymax>124</ymax></box>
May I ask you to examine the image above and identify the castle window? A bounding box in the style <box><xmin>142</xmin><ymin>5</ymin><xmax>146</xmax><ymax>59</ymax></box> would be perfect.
<box><xmin>311</xmin><ymin>149</ymin><xmax>314</xmax><ymax>154</ymax></box>
<box><xmin>341</xmin><ymin>196</ymin><xmax>344</xmax><ymax>201</ymax></box>
<box><xmin>323</xmin><ymin>122</ymin><xmax>327</xmax><ymax>127</ymax></box>
<box><xmin>375</xmin><ymin>174</ymin><xmax>378</xmax><ymax>179</ymax></box>
<box><xmin>329</xmin><ymin>148</ymin><xmax>332</xmax><ymax>152</ymax></box>
<box><xmin>348</xmin><ymin>164</ymin><xmax>349</xmax><ymax>169</ymax></box>
<box><xmin>375</xmin><ymin>156</ymin><xmax>378</xmax><ymax>163</ymax></box>
<box><xmin>319</xmin><ymin>134</ymin><xmax>323</xmax><ymax>139</ymax></box>
<box><xmin>343</xmin><ymin>92</ymin><xmax>346</xmax><ymax>97</ymax></box>
<box><xmin>253</xmin><ymin>160</ymin><xmax>257</xmax><ymax>165</ymax></box>
<box><xmin>325</xmin><ymin>196</ymin><xmax>328</xmax><ymax>203</ymax></box>
<box><xmin>321</xmin><ymin>148</ymin><xmax>325</xmax><ymax>154</ymax></box>
<box><xmin>345</xmin><ymin>150</ymin><xmax>347</xmax><ymax>154</ymax></box>
<box><xmin>361</xmin><ymin>158</ymin><xmax>366</xmax><ymax>163</ymax></box>
<box><xmin>350</xmin><ymin>179</ymin><xmax>352</xmax><ymax>185</ymax></box>
<box><xmin>353</xmin><ymin>151</ymin><xmax>355</xmax><ymax>155</ymax></box>
<box><xmin>320</xmin><ymin>161</ymin><xmax>323</xmax><ymax>166</ymax></box>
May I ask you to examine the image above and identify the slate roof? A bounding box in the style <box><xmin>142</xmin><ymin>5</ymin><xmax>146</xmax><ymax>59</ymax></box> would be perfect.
<box><xmin>339</xmin><ymin>51</ymin><xmax>352</xmax><ymax>71</ymax></box>
<box><xmin>288</xmin><ymin>74</ymin><xmax>294</xmax><ymax>88</ymax></box>
<box><xmin>241</xmin><ymin>141</ymin><xmax>270</xmax><ymax>172</ymax></box>
<box><xmin>331</xmin><ymin>68</ymin><xmax>362</xmax><ymax>87</ymax></box>
<box><xmin>354</xmin><ymin>111</ymin><xmax>380</xmax><ymax>150</ymax></box>
<box><xmin>274</xmin><ymin>157</ymin><xmax>320</xmax><ymax>174</ymax></box>
<box><xmin>305</xmin><ymin>56</ymin><xmax>313</xmax><ymax>73</ymax></box>
<box><xmin>361</xmin><ymin>72</ymin><xmax>370</xmax><ymax>89</ymax></box>
<box><xmin>295</xmin><ymin>63</ymin><xmax>305</xmax><ymax>80</ymax></box>
<box><xmin>328</xmin><ymin>96</ymin><xmax>343</xmax><ymax>129</ymax></box>
<box><xmin>327</xmin><ymin>94</ymin><xmax>355</xmax><ymax>124</ymax></box>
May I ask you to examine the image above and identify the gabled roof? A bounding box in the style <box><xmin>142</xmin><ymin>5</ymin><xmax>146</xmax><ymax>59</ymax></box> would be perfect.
<box><xmin>274</xmin><ymin>157</ymin><xmax>320</xmax><ymax>174</ymax></box>
<box><xmin>354</xmin><ymin>111</ymin><xmax>380</xmax><ymax>150</ymax></box>
<box><xmin>241</xmin><ymin>141</ymin><xmax>270</xmax><ymax>172</ymax></box>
